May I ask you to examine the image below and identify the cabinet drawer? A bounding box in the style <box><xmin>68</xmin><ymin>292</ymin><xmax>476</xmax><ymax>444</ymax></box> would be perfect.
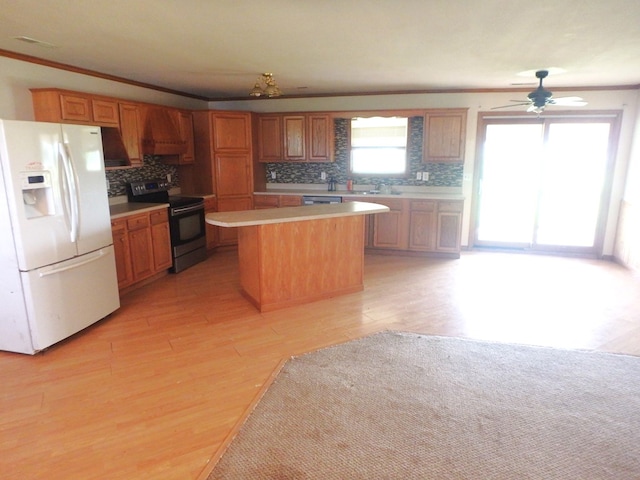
<box><xmin>149</xmin><ymin>209</ymin><xmax>168</xmax><ymax>225</ymax></box>
<box><xmin>410</xmin><ymin>200</ymin><xmax>436</xmax><ymax>212</ymax></box>
<box><xmin>279</xmin><ymin>195</ymin><xmax>302</xmax><ymax>206</ymax></box>
<box><xmin>254</xmin><ymin>195</ymin><xmax>279</xmax><ymax>208</ymax></box>
<box><xmin>126</xmin><ymin>214</ymin><xmax>150</xmax><ymax>230</ymax></box>
<box><xmin>374</xmin><ymin>198</ymin><xmax>405</xmax><ymax>211</ymax></box>
<box><xmin>110</xmin><ymin>218</ymin><xmax>127</xmax><ymax>232</ymax></box>
<box><xmin>438</xmin><ymin>201</ymin><xmax>463</xmax><ymax>213</ymax></box>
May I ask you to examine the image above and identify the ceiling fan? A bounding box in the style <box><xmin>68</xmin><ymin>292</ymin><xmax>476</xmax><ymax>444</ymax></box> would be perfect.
<box><xmin>492</xmin><ymin>70</ymin><xmax>587</xmax><ymax>114</ymax></box>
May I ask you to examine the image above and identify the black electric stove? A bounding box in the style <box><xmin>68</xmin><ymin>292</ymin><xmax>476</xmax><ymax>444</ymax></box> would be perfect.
<box><xmin>126</xmin><ymin>179</ymin><xmax>207</xmax><ymax>273</ymax></box>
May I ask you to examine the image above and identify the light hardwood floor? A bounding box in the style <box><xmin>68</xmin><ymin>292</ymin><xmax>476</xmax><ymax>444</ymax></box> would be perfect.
<box><xmin>1</xmin><ymin>250</ymin><xmax>639</xmax><ymax>479</ymax></box>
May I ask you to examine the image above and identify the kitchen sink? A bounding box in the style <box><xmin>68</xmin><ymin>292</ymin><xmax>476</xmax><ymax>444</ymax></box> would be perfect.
<box><xmin>350</xmin><ymin>190</ymin><xmax>401</xmax><ymax>195</ymax></box>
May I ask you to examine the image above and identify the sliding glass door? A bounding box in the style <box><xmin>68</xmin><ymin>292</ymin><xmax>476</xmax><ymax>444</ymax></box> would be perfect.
<box><xmin>474</xmin><ymin>115</ymin><xmax>618</xmax><ymax>255</ymax></box>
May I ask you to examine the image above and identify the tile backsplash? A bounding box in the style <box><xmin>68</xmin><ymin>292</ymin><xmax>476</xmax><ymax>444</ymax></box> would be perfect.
<box><xmin>264</xmin><ymin>117</ymin><xmax>463</xmax><ymax>188</ymax></box>
<box><xmin>104</xmin><ymin>116</ymin><xmax>463</xmax><ymax>197</ymax></box>
<box><xmin>105</xmin><ymin>156</ymin><xmax>178</xmax><ymax>197</ymax></box>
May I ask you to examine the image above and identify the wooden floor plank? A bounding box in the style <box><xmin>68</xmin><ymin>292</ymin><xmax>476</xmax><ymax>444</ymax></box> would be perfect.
<box><xmin>1</xmin><ymin>250</ymin><xmax>639</xmax><ymax>479</ymax></box>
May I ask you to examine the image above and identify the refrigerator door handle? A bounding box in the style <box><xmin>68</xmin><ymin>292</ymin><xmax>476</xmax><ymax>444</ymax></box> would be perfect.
<box><xmin>38</xmin><ymin>248</ymin><xmax>108</xmax><ymax>277</ymax></box>
<box><xmin>58</xmin><ymin>142</ymin><xmax>80</xmax><ymax>243</ymax></box>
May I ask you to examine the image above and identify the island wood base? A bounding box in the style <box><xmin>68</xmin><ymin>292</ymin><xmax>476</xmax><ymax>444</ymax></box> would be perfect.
<box><xmin>237</xmin><ymin>215</ymin><xmax>365</xmax><ymax>312</ymax></box>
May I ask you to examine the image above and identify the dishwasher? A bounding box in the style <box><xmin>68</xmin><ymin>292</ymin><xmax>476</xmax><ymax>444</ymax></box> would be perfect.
<box><xmin>302</xmin><ymin>195</ymin><xmax>342</xmax><ymax>205</ymax></box>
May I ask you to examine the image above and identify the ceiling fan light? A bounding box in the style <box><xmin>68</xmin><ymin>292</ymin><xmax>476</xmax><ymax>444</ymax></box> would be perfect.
<box><xmin>249</xmin><ymin>73</ymin><xmax>282</xmax><ymax>98</ymax></box>
<box><xmin>249</xmin><ymin>81</ymin><xmax>263</xmax><ymax>97</ymax></box>
<box><xmin>264</xmin><ymin>83</ymin><xmax>281</xmax><ymax>97</ymax></box>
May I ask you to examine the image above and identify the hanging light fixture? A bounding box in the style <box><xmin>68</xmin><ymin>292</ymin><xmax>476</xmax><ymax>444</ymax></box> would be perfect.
<box><xmin>249</xmin><ymin>73</ymin><xmax>282</xmax><ymax>98</ymax></box>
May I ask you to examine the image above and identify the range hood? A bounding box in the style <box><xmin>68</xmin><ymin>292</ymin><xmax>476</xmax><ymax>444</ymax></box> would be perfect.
<box><xmin>141</xmin><ymin>107</ymin><xmax>186</xmax><ymax>156</ymax></box>
<box><xmin>101</xmin><ymin>127</ymin><xmax>130</xmax><ymax>167</ymax></box>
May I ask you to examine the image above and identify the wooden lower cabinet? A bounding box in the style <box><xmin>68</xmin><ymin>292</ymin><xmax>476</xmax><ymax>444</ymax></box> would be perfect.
<box><xmin>217</xmin><ymin>196</ymin><xmax>253</xmax><ymax>246</ymax></box>
<box><xmin>111</xmin><ymin>219</ymin><xmax>133</xmax><ymax>289</ymax></box>
<box><xmin>434</xmin><ymin>201</ymin><xmax>463</xmax><ymax>253</ymax></box>
<box><xmin>370</xmin><ymin>198</ymin><xmax>409</xmax><ymax>250</ymax></box>
<box><xmin>253</xmin><ymin>194</ymin><xmax>303</xmax><ymax>209</ymax></box>
<box><xmin>253</xmin><ymin>194</ymin><xmax>279</xmax><ymax>209</ymax></box>
<box><xmin>343</xmin><ymin>196</ymin><xmax>462</xmax><ymax>257</ymax></box>
<box><xmin>409</xmin><ymin>200</ymin><xmax>462</xmax><ymax>255</ymax></box>
<box><xmin>111</xmin><ymin>208</ymin><xmax>172</xmax><ymax>290</ymax></box>
<box><xmin>150</xmin><ymin>210</ymin><xmax>172</xmax><ymax>270</ymax></box>
<box><xmin>279</xmin><ymin>195</ymin><xmax>302</xmax><ymax>207</ymax></box>
<box><xmin>409</xmin><ymin>200</ymin><xmax>437</xmax><ymax>251</ymax></box>
<box><xmin>128</xmin><ymin>225</ymin><xmax>154</xmax><ymax>280</ymax></box>
<box><xmin>204</xmin><ymin>196</ymin><xmax>218</xmax><ymax>250</ymax></box>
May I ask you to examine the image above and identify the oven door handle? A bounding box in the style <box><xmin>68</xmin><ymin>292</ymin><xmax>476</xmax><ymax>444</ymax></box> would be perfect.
<box><xmin>171</xmin><ymin>203</ymin><xmax>205</xmax><ymax>216</ymax></box>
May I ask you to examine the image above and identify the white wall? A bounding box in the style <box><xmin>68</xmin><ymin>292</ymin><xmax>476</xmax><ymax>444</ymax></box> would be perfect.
<box><xmin>612</xmin><ymin>89</ymin><xmax>640</xmax><ymax>270</ymax></box>
<box><xmin>0</xmin><ymin>56</ymin><xmax>208</xmax><ymax>121</ymax></box>
<box><xmin>213</xmin><ymin>89</ymin><xmax>639</xmax><ymax>254</ymax></box>
<box><xmin>1</xmin><ymin>54</ymin><xmax>637</xmax><ymax>255</ymax></box>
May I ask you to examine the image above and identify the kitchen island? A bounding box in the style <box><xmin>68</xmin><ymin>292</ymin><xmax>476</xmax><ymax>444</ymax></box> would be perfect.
<box><xmin>206</xmin><ymin>202</ymin><xmax>389</xmax><ymax>312</ymax></box>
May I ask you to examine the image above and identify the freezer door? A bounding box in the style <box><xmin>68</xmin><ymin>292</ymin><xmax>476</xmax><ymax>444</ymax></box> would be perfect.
<box><xmin>20</xmin><ymin>245</ymin><xmax>120</xmax><ymax>352</ymax></box>
<box><xmin>0</xmin><ymin>120</ymin><xmax>77</xmax><ymax>270</ymax></box>
<box><xmin>60</xmin><ymin>124</ymin><xmax>113</xmax><ymax>255</ymax></box>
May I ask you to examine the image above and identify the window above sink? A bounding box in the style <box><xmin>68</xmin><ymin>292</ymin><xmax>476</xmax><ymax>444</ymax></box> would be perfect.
<box><xmin>350</xmin><ymin>116</ymin><xmax>408</xmax><ymax>177</ymax></box>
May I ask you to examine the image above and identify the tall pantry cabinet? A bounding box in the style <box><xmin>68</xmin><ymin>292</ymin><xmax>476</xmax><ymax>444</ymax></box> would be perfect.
<box><xmin>188</xmin><ymin>111</ymin><xmax>254</xmax><ymax>246</ymax></box>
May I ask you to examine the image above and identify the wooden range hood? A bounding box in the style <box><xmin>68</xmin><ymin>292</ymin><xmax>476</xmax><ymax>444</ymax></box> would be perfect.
<box><xmin>141</xmin><ymin>107</ymin><xmax>187</xmax><ymax>156</ymax></box>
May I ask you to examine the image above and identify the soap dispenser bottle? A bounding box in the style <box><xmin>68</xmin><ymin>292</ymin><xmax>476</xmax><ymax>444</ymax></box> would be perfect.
<box><xmin>328</xmin><ymin>177</ymin><xmax>336</xmax><ymax>191</ymax></box>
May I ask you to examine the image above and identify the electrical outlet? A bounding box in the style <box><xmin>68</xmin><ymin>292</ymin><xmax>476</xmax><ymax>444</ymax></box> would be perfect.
<box><xmin>166</xmin><ymin>173</ymin><xmax>172</xmax><ymax>183</ymax></box>
<box><xmin>321</xmin><ymin>172</ymin><xmax>327</xmax><ymax>180</ymax></box>
<box><xmin>416</xmin><ymin>172</ymin><xmax>422</xmax><ymax>180</ymax></box>
<box><xmin>423</xmin><ymin>172</ymin><xmax>429</xmax><ymax>181</ymax></box>
<box><xmin>271</xmin><ymin>171</ymin><xmax>276</xmax><ymax>180</ymax></box>
<box><xmin>106</xmin><ymin>179</ymin><xmax>110</xmax><ymax>190</ymax></box>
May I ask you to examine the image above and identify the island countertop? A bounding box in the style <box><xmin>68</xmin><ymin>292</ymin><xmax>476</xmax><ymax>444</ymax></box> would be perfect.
<box><xmin>206</xmin><ymin>201</ymin><xmax>389</xmax><ymax>227</ymax></box>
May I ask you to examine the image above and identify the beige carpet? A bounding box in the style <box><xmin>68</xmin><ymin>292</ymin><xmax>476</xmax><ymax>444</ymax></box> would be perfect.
<box><xmin>203</xmin><ymin>332</ymin><xmax>640</xmax><ymax>479</ymax></box>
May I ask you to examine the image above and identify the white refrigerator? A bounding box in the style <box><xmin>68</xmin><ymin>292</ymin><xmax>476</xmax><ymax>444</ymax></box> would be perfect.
<box><xmin>0</xmin><ymin>119</ymin><xmax>120</xmax><ymax>354</ymax></box>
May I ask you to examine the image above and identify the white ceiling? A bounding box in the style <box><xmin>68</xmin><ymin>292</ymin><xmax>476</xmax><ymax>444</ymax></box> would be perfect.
<box><xmin>1</xmin><ymin>0</ymin><xmax>639</xmax><ymax>100</ymax></box>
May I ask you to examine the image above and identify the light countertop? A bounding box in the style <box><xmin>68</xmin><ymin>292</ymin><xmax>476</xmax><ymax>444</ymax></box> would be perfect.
<box><xmin>109</xmin><ymin>202</ymin><xmax>168</xmax><ymax>219</ymax></box>
<box><xmin>256</xmin><ymin>185</ymin><xmax>464</xmax><ymax>201</ymax></box>
<box><xmin>206</xmin><ymin>201</ymin><xmax>390</xmax><ymax>227</ymax></box>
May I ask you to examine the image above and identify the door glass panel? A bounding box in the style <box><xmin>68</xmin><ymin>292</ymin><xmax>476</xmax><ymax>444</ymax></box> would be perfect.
<box><xmin>536</xmin><ymin>123</ymin><xmax>611</xmax><ymax>247</ymax></box>
<box><xmin>477</xmin><ymin>123</ymin><xmax>542</xmax><ymax>244</ymax></box>
<box><xmin>475</xmin><ymin>118</ymin><xmax>614</xmax><ymax>254</ymax></box>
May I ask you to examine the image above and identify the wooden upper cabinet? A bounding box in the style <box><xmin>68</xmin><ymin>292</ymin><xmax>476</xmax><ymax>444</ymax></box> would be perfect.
<box><xmin>307</xmin><ymin>114</ymin><xmax>332</xmax><ymax>162</ymax></box>
<box><xmin>118</xmin><ymin>103</ymin><xmax>142</xmax><ymax>167</ymax></box>
<box><xmin>32</xmin><ymin>89</ymin><xmax>120</xmax><ymax>127</ymax></box>
<box><xmin>283</xmin><ymin>115</ymin><xmax>306</xmax><ymax>161</ymax></box>
<box><xmin>60</xmin><ymin>93</ymin><xmax>92</xmax><ymax>122</ymax></box>
<box><xmin>215</xmin><ymin>153</ymin><xmax>253</xmax><ymax>197</ymax></box>
<box><xmin>259</xmin><ymin>113</ymin><xmax>333</xmax><ymax>163</ymax></box>
<box><xmin>257</xmin><ymin>115</ymin><xmax>282</xmax><ymax>162</ymax></box>
<box><xmin>423</xmin><ymin>109</ymin><xmax>467</xmax><ymax>163</ymax></box>
<box><xmin>91</xmin><ymin>99</ymin><xmax>119</xmax><ymax>126</ymax></box>
<box><xmin>213</xmin><ymin>113</ymin><xmax>252</xmax><ymax>151</ymax></box>
<box><xmin>177</xmin><ymin>111</ymin><xmax>195</xmax><ymax>163</ymax></box>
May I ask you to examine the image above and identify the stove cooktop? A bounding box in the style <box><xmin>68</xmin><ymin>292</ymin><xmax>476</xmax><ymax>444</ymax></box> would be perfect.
<box><xmin>168</xmin><ymin>195</ymin><xmax>204</xmax><ymax>208</ymax></box>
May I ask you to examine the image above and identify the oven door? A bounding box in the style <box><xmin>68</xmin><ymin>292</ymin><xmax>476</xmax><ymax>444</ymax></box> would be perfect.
<box><xmin>169</xmin><ymin>202</ymin><xmax>206</xmax><ymax>255</ymax></box>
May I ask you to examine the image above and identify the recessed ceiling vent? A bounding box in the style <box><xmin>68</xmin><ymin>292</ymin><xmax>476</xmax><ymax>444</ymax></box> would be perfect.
<box><xmin>12</xmin><ymin>36</ymin><xmax>58</xmax><ymax>48</ymax></box>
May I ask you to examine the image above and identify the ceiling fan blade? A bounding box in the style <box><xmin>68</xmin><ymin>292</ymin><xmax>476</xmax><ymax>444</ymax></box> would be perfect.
<box><xmin>549</xmin><ymin>96</ymin><xmax>588</xmax><ymax>106</ymax></box>
<box><xmin>491</xmin><ymin>102</ymin><xmax>531</xmax><ymax>110</ymax></box>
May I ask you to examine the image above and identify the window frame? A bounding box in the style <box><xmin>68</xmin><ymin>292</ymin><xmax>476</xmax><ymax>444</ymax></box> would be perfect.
<box><xmin>345</xmin><ymin>113</ymin><xmax>417</xmax><ymax>178</ymax></box>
